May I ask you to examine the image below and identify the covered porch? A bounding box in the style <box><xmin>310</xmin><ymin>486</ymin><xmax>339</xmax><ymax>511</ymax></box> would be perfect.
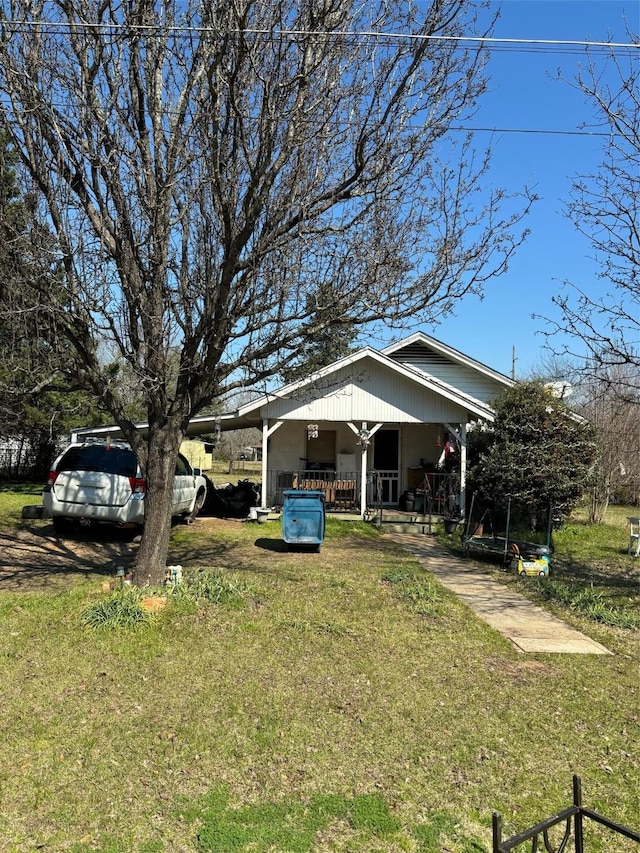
<box><xmin>257</xmin><ymin>416</ymin><xmax>466</xmax><ymax>519</ymax></box>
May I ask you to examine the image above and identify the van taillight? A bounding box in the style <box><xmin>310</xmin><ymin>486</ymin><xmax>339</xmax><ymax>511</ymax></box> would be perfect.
<box><xmin>47</xmin><ymin>470</ymin><xmax>59</xmax><ymax>486</ymax></box>
<box><xmin>129</xmin><ymin>477</ymin><xmax>146</xmax><ymax>494</ymax></box>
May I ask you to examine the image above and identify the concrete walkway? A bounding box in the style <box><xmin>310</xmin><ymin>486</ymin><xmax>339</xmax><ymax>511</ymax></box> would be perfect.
<box><xmin>389</xmin><ymin>533</ymin><xmax>612</xmax><ymax>655</ymax></box>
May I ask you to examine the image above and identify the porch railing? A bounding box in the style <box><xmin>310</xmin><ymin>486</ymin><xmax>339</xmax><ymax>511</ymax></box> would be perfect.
<box><xmin>265</xmin><ymin>468</ymin><xmax>460</xmax><ymax>515</ymax></box>
<box><xmin>492</xmin><ymin>776</ymin><xmax>640</xmax><ymax>853</ymax></box>
<box><xmin>406</xmin><ymin>470</ymin><xmax>460</xmax><ymax>517</ymax></box>
<box><xmin>267</xmin><ymin>469</ymin><xmax>362</xmax><ymax>512</ymax></box>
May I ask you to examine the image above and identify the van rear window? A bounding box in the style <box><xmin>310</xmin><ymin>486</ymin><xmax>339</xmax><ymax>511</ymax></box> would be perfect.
<box><xmin>57</xmin><ymin>445</ymin><xmax>138</xmax><ymax>477</ymax></box>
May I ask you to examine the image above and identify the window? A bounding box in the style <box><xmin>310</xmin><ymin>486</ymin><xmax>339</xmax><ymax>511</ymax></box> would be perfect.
<box><xmin>306</xmin><ymin>429</ymin><xmax>336</xmax><ymax>469</ymax></box>
<box><xmin>57</xmin><ymin>445</ymin><xmax>138</xmax><ymax>477</ymax></box>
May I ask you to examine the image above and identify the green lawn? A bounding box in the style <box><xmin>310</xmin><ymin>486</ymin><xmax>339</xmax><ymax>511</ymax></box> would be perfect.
<box><xmin>0</xmin><ymin>491</ymin><xmax>638</xmax><ymax>852</ymax></box>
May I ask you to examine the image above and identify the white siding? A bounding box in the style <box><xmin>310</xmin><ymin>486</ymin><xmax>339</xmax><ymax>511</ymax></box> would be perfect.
<box><xmin>388</xmin><ymin>343</ymin><xmax>509</xmax><ymax>402</ymax></box>
<box><xmin>268</xmin><ymin>421</ymin><xmax>363</xmax><ymax>473</ymax></box>
<box><xmin>261</xmin><ymin>360</ymin><xmax>469</xmax><ymax>423</ymax></box>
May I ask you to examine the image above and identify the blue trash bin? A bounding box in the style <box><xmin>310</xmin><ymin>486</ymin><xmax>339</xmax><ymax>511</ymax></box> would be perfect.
<box><xmin>282</xmin><ymin>489</ymin><xmax>326</xmax><ymax>552</ymax></box>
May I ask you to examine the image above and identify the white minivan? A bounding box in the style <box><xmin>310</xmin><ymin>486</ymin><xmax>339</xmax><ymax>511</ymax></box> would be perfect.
<box><xmin>42</xmin><ymin>441</ymin><xmax>208</xmax><ymax>533</ymax></box>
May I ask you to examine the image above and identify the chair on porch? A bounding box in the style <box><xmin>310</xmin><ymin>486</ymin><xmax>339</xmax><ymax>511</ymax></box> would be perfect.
<box><xmin>297</xmin><ymin>476</ymin><xmax>335</xmax><ymax>505</ymax></box>
<box><xmin>627</xmin><ymin>516</ymin><xmax>640</xmax><ymax>557</ymax></box>
<box><xmin>332</xmin><ymin>479</ymin><xmax>358</xmax><ymax>510</ymax></box>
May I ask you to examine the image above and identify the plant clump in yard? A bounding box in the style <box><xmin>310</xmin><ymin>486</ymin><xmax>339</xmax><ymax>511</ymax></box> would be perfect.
<box><xmin>382</xmin><ymin>567</ymin><xmax>444</xmax><ymax>617</ymax></box>
<box><xmin>81</xmin><ymin>585</ymin><xmax>152</xmax><ymax>630</ymax></box>
<box><xmin>178</xmin><ymin>568</ymin><xmax>253</xmax><ymax>607</ymax></box>
<box><xmin>531</xmin><ymin>577</ymin><xmax>640</xmax><ymax>629</ymax></box>
<box><xmin>82</xmin><ymin>568</ymin><xmax>254</xmax><ymax>629</ymax></box>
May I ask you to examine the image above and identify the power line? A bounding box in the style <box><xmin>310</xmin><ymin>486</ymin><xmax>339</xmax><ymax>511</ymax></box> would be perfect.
<box><xmin>1</xmin><ymin>18</ymin><xmax>638</xmax><ymax>53</ymax></box>
<box><xmin>0</xmin><ymin>18</ymin><xmax>634</xmax><ymax>141</ymax></box>
<box><xmin>451</xmin><ymin>126</ymin><xmax>612</xmax><ymax>138</ymax></box>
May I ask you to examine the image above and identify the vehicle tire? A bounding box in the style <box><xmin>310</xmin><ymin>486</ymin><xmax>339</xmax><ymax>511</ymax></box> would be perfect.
<box><xmin>21</xmin><ymin>504</ymin><xmax>44</xmax><ymax>519</ymax></box>
<box><xmin>52</xmin><ymin>516</ymin><xmax>76</xmax><ymax>535</ymax></box>
<box><xmin>185</xmin><ymin>488</ymin><xmax>206</xmax><ymax>524</ymax></box>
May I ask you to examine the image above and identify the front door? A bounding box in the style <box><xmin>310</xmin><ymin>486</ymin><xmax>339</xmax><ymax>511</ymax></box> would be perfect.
<box><xmin>373</xmin><ymin>429</ymin><xmax>399</xmax><ymax>505</ymax></box>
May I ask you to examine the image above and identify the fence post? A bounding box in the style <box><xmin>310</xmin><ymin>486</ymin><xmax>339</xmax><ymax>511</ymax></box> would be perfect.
<box><xmin>492</xmin><ymin>811</ymin><xmax>502</xmax><ymax>853</ymax></box>
<box><xmin>573</xmin><ymin>775</ymin><xmax>583</xmax><ymax>853</ymax></box>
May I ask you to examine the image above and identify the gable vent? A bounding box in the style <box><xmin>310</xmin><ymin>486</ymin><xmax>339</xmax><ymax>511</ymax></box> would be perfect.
<box><xmin>389</xmin><ymin>344</ymin><xmax>452</xmax><ymax>367</ymax></box>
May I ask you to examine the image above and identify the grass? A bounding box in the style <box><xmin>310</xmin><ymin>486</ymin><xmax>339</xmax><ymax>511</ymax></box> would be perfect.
<box><xmin>181</xmin><ymin>451</ymin><xmax>262</xmax><ymax>483</ymax></box>
<box><xmin>445</xmin><ymin>500</ymin><xmax>640</xmax><ymax>646</ymax></box>
<box><xmin>0</xmin><ymin>495</ymin><xmax>638</xmax><ymax>852</ymax></box>
<box><xmin>0</xmin><ymin>482</ymin><xmax>43</xmax><ymax>528</ymax></box>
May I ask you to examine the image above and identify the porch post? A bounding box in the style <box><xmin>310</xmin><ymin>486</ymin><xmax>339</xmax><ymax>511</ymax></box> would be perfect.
<box><xmin>360</xmin><ymin>428</ymin><xmax>368</xmax><ymax>519</ymax></box>
<box><xmin>459</xmin><ymin>422</ymin><xmax>467</xmax><ymax>517</ymax></box>
<box><xmin>347</xmin><ymin>421</ymin><xmax>382</xmax><ymax>519</ymax></box>
<box><xmin>261</xmin><ymin>419</ymin><xmax>284</xmax><ymax>508</ymax></box>
<box><xmin>261</xmin><ymin>420</ymin><xmax>269</xmax><ymax>508</ymax></box>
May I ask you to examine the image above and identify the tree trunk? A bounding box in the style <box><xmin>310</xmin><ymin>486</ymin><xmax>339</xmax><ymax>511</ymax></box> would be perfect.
<box><xmin>133</xmin><ymin>427</ymin><xmax>181</xmax><ymax>587</ymax></box>
<box><xmin>589</xmin><ymin>484</ymin><xmax>610</xmax><ymax>525</ymax></box>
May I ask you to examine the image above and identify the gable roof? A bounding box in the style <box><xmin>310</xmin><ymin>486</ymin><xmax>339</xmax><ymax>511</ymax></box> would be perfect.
<box><xmin>235</xmin><ymin>335</ymin><xmax>511</xmax><ymax>425</ymax></box>
<box><xmin>382</xmin><ymin>331</ymin><xmax>513</xmax><ymax>386</ymax></box>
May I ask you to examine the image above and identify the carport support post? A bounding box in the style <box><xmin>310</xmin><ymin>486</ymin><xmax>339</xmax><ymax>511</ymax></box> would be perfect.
<box><xmin>261</xmin><ymin>419</ymin><xmax>283</xmax><ymax>508</ymax></box>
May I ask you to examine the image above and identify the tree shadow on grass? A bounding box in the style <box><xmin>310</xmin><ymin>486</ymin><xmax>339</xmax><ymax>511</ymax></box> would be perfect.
<box><xmin>553</xmin><ymin>554</ymin><xmax>640</xmax><ymax>593</ymax></box>
<box><xmin>0</xmin><ymin>521</ymin><xmax>138</xmax><ymax>592</ymax></box>
<box><xmin>0</xmin><ymin>517</ymin><xmax>404</xmax><ymax>592</ymax></box>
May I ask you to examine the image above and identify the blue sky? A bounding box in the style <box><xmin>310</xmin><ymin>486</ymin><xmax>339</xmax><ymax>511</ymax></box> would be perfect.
<box><xmin>376</xmin><ymin>0</ymin><xmax>637</xmax><ymax>379</ymax></box>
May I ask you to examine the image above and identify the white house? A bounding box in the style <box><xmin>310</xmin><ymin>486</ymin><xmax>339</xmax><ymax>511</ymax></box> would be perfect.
<box><xmin>219</xmin><ymin>332</ymin><xmax>514</xmax><ymax>517</ymax></box>
<box><xmin>72</xmin><ymin>332</ymin><xmax>514</xmax><ymax>519</ymax></box>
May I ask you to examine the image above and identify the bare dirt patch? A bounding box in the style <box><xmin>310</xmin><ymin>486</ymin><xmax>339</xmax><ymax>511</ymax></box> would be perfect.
<box><xmin>0</xmin><ymin>520</ymin><xmax>137</xmax><ymax>592</ymax></box>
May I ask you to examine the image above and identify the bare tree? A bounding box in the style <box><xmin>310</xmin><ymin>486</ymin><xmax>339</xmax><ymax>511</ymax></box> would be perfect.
<box><xmin>568</xmin><ymin>365</ymin><xmax>640</xmax><ymax>522</ymax></box>
<box><xmin>0</xmin><ymin>0</ymin><xmax>534</xmax><ymax>583</ymax></box>
<box><xmin>531</xmin><ymin>355</ymin><xmax>640</xmax><ymax>522</ymax></box>
<box><xmin>542</xmin><ymin>27</ymin><xmax>640</xmax><ymax>398</ymax></box>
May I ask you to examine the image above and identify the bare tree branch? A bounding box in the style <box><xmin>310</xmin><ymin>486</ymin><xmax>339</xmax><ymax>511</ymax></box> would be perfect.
<box><xmin>538</xmin><ymin>26</ymin><xmax>640</xmax><ymax>394</ymax></box>
<box><xmin>0</xmin><ymin>0</ymin><xmax>533</xmax><ymax>580</ymax></box>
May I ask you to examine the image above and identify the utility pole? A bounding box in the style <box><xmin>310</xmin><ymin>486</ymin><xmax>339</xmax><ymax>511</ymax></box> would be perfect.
<box><xmin>511</xmin><ymin>345</ymin><xmax>517</xmax><ymax>380</ymax></box>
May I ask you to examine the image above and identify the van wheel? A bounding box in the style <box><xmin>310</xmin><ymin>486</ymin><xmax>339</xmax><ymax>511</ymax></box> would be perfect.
<box><xmin>52</xmin><ymin>516</ymin><xmax>76</xmax><ymax>535</ymax></box>
<box><xmin>185</xmin><ymin>489</ymin><xmax>206</xmax><ymax>524</ymax></box>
